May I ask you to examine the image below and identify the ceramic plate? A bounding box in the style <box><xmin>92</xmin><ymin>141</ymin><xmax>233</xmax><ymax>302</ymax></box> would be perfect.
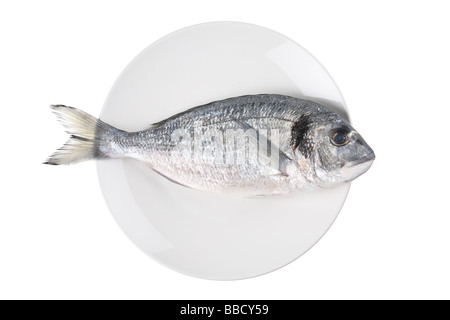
<box><xmin>97</xmin><ymin>22</ymin><xmax>350</xmax><ymax>280</ymax></box>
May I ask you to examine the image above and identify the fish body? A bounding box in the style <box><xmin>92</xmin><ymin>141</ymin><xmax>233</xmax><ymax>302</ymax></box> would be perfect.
<box><xmin>46</xmin><ymin>94</ymin><xmax>375</xmax><ymax>195</ymax></box>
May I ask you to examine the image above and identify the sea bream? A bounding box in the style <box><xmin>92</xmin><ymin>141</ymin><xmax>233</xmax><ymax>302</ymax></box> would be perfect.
<box><xmin>45</xmin><ymin>94</ymin><xmax>375</xmax><ymax>195</ymax></box>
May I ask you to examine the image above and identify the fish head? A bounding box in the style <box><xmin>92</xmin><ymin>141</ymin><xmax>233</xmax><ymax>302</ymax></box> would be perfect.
<box><xmin>292</xmin><ymin>112</ymin><xmax>375</xmax><ymax>186</ymax></box>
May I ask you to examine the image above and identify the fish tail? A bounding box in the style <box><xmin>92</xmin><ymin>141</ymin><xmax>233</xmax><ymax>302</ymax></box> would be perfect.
<box><xmin>44</xmin><ymin>105</ymin><xmax>115</xmax><ymax>165</ymax></box>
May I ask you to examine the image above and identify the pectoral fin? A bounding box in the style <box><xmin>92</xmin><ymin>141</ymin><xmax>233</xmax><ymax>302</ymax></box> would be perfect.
<box><xmin>233</xmin><ymin>120</ymin><xmax>293</xmax><ymax>175</ymax></box>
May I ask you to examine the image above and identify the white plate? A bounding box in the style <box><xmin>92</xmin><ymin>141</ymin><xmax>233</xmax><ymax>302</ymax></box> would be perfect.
<box><xmin>97</xmin><ymin>22</ymin><xmax>350</xmax><ymax>280</ymax></box>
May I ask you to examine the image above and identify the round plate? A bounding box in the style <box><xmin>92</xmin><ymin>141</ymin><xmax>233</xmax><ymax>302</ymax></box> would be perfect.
<box><xmin>98</xmin><ymin>22</ymin><xmax>350</xmax><ymax>280</ymax></box>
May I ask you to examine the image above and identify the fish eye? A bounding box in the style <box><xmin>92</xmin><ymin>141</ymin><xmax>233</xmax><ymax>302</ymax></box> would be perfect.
<box><xmin>331</xmin><ymin>132</ymin><xmax>349</xmax><ymax>146</ymax></box>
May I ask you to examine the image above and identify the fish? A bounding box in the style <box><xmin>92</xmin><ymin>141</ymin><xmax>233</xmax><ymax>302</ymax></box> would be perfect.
<box><xmin>45</xmin><ymin>94</ymin><xmax>375</xmax><ymax>195</ymax></box>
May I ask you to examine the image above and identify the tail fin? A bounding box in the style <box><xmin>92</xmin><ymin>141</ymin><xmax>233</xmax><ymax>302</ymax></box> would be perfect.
<box><xmin>44</xmin><ymin>105</ymin><xmax>113</xmax><ymax>165</ymax></box>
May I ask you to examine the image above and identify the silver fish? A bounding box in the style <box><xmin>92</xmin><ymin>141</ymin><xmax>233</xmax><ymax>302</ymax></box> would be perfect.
<box><xmin>45</xmin><ymin>94</ymin><xmax>375</xmax><ymax>195</ymax></box>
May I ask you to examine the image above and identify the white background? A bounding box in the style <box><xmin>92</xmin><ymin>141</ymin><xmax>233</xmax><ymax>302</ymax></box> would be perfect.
<box><xmin>1</xmin><ymin>0</ymin><xmax>449</xmax><ymax>300</ymax></box>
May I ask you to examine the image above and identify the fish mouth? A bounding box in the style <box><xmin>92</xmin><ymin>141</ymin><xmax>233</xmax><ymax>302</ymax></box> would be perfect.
<box><xmin>341</xmin><ymin>153</ymin><xmax>375</xmax><ymax>181</ymax></box>
<box><xmin>347</xmin><ymin>152</ymin><xmax>376</xmax><ymax>167</ymax></box>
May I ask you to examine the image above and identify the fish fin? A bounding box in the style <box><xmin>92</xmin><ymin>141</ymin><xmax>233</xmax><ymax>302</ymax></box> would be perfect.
<box><xmin>233</xmin><ymin>120</ymin><xmax>293</xmax><ymax>175</ymax></box>
<box><xmin>149</xmin><ymin>119</ymin><xmax>168</xmax><ymax>128</ymax></box>
<box><xmin>44</xmin><ymin>105</ymin><xmax>115</xmax><ymax>165</ymax></box>
<box><xmin>149</xmin><ymin>166</ymin><xmax>193</xmax><ymax>189</ymax></box>
<box><xmin>248</xmin><ymin>193</ymin><xmax>285</xmax><ymax>199</ymax></box>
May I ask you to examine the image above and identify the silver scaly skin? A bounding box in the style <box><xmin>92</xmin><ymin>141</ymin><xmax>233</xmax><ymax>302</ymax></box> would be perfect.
<box><xmin>45</xmin><ymin>94</ymin><xmax>375</xmax><ymax>195</ymax></box>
